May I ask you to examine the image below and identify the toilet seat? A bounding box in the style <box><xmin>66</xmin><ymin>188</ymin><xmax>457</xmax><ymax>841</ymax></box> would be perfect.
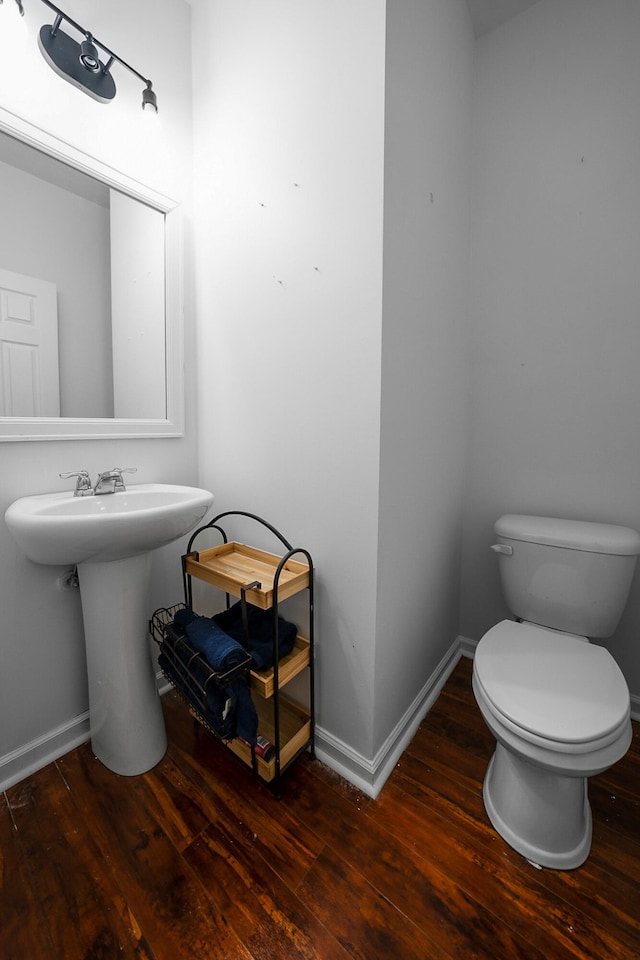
<box><xmin>474</xmin><ymin>620</ymin><xmax>630</xmax><ymax>752</ymax></box>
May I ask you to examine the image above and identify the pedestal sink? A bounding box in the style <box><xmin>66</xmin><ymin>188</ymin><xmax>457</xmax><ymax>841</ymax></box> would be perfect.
<box><xmin>5</xmin><ymin>484</ymin><xmax>214</xmax><ymax>776</ymax></box>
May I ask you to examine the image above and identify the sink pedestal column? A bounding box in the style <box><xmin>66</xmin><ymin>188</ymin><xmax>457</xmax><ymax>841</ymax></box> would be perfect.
<box><xmin>77</xmin><ymin>554</ymin><xmax>167</xmax><ymax>775</ymax></box>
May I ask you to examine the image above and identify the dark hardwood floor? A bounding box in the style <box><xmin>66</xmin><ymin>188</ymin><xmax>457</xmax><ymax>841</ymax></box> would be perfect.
<box><xmin>2</xmin><ymin>655</ymin><xmax>639</xmax><ymax>959</ymax></box>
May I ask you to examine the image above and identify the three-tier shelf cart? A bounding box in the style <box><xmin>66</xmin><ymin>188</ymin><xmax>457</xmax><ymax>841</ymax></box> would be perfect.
<box><xmin>151</xmin><ymin>511</ymin><xmax>314</xmax><ymax>798</ymax></box>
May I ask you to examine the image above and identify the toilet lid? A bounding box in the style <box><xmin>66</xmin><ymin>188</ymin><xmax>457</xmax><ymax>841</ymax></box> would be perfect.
<box><xmin>475</xmin><ymin>620</ymin><xmax>630</xmax><ymax>744</ymax></box>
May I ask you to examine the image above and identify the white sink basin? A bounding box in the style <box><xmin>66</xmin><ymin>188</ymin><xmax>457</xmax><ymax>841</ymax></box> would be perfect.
<box><xmin>5</xmin><ymin>482</ymin><xmax>214</xmax><ymax>778</ymax></box>
<box><xmin>5</xmin><ymin>483</ymin><xmax>214</xmax><ymax>564</ymax></box>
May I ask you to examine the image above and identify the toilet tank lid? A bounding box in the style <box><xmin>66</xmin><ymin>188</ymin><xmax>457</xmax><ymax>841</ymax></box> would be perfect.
<box><xmin>494</xmin><ymin>515</ymin><xmax>640</xmax><ymax>556</ymax></box>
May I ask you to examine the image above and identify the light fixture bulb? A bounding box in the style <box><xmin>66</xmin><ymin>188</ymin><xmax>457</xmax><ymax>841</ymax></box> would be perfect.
<box><xmin>79</xmin><ymin>34</ymin><xmax>101</xmax><ymax>73</ymax></box>
<box><xmin>142</xmin><ymin>83</ymin><xmax>158</xmax><ymax>113</ymax></box>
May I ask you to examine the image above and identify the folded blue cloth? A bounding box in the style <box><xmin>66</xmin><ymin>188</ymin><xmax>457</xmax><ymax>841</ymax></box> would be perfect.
<box><xmin>233</xmin><ymin>679</ymin><xmax>259</xmax><ymax>744</ymax></box>
<box><xmin>213</xmin><ymin>601</ymin><xmax>297</xmax><ymax>670</ymax></box>
<box><xmin>174</xmin><ymin>608</ymin><xmax>248</xmax><ymax>673</ymax></box>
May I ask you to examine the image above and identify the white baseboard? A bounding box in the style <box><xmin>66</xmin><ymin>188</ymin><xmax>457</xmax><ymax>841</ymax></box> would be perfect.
<box><xmin>4</xmin><ymin>644</ymin><xmax>636</xmax><ymax>794</ymax></box>
<box><xmin>0</xmin><ymin>710</ymin><xmax>91</xmax><ymax>793</ymax></box>
<box><xmin>315</xmin><ymin>636</ymin><xmax>470</xmax><ymax>799</ymax></box>
<box><xmin>457</xmin><ymin>634</ymin><xmax>477</xmax><ymax>658</ymax></box>
<box><xmin>315</xmin><ymin>633</ymin><xmax>640</xmax><ymax>792</ymax></box>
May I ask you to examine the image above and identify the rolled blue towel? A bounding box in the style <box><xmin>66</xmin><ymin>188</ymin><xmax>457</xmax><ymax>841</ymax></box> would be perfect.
<box><xmin>174</xmin><ymin>608</ymin><xmax>247</xmax><ymax>673</ymax></box>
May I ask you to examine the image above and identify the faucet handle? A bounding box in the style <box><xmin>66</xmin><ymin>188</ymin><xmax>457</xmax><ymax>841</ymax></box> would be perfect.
<box><xmin>103</xmin><ymin>466</ymin><xmax>137</xmax><ymax>491</ymax></box>
<box><xmin>60</xmin><ymin>470</ymin><xmax>93</xmax><ymax>496</ymax></box>
<box><xmin>96</xmin><ymin>466</ymin><xmax>137</xmax><ymax>479</ymax></box>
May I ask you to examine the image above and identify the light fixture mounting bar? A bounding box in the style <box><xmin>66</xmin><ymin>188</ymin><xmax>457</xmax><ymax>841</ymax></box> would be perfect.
<box><xmin>39</xmin><ymin>0</ymin><xmax>153</xmax><ymax>88</ymax></box>
<box><xmin>2</xmin><ymin>0</ymin><xmax>158</xmax><ymax>110</ymax></box>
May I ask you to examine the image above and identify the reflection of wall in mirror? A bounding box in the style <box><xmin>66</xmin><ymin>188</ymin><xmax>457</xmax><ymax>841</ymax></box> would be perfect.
<box><xmin>0</xmin><ymin>157</ymin><xmax>112</xmax><ymax>417</ymax></box>
<box><xmin>110</xmin><ymin>192</ymin><xmax>166</xmax><ymax>419</ymax></box>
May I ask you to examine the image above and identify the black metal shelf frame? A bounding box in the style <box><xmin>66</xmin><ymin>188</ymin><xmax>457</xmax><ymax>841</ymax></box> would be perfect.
<box><xmin>181</xmin><ymin>511</ymin><xmax>315</xmax><ymax>797</ymax></box>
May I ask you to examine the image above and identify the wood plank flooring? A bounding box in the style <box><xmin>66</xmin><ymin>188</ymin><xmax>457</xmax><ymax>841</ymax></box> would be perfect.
<box><xmin>2</xmin><ymin>655</ymin><xmax>639</xmax><ymax>959</ymax></box>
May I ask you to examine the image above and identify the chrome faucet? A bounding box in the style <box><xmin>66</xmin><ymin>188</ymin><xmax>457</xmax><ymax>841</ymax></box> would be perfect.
<box><xmin>59</xmin><ymin>470</ymin><xmax>94</xmax><ymax>497</ymax></box>
<box><xmin>94</xmin><ymin>467</ymin><xmax>137</xmax><ymax>495</ymax></box>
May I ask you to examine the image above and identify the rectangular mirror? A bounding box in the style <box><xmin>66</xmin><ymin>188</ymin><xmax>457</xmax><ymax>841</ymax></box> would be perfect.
<box><xmin>0</xmin><ymin>110</ymin><xmax>183</xmax><ymax>440</ymax></box>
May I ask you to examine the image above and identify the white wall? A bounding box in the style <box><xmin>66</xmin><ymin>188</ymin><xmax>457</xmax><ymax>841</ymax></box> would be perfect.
<box><xmin>7</xmin><ymin>0</ymin><xmax>633</xmax><ymax>797</ymax></box>
<box><xmin>190</xmin><ymin>0</ymin><xmax>386</xmax><ymax>771</ymax></box>
<box><xmin>191</xmin><ymin>0</ymin><xmax>473</xmax><ymax>790</ymax></box>
<box><xmin>461</xmin><ymin>0</ymin><xmax>640</xmax><ymax>697</ymax></box>
<box><xmin>110</xmin><ymin>192</ymin><xmax>166</xmax><ymax>418</ymax></box>
<box><xmin>375</xmin><ymin>0</ymin><xmax>473</xmax><ymax>753</ymax></box>
<box><xmin>0</xmin><ymin>0</ymin><xmax>197</xmax><ymax>789</ymax></box>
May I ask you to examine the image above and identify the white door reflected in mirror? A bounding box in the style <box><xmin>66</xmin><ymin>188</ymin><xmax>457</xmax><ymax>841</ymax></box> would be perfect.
<box><xmin>0</xmin><ymin>267</ymin><xmax>59</xmax><ymax>416</ymax></box>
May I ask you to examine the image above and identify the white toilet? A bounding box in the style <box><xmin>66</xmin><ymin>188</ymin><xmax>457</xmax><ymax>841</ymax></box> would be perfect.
<box><xmin>473</xmin><ymin>514</ymin><xmax>640</xmax><ymax>869</ymax></box>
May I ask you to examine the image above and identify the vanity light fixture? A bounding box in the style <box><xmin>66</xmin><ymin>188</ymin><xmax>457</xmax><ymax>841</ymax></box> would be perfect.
<box><xmin>2</xmin><ymin>0</ymin><xmax>158</xmax><ymax>111</ymax></box>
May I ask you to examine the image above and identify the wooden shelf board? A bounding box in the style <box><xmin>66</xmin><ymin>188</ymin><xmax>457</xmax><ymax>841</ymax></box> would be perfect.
<box><xmin>250</xmin><ymin>635</ymin><xmax>310</xmax><ymax>698</ymax></box>
<box><xmin>227</xmin><ymin>696</ymin><xmax>311</xmax><ymax>783</ymax></box>
<box><xmin>184</xmin><ymin>542</ymin><xmax>309</xmax><ymax>609</ymax></box>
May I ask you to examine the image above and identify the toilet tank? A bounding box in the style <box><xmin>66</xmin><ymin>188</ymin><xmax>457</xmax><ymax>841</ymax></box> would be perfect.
<box><xmin>492</xmin><ymin>514</ymin><xmax>640</xmax><ymax>637</ymax></box>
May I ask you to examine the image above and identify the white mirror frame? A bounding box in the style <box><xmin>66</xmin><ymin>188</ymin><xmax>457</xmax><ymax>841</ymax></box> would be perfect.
<box><xmin>0</xmin><ymin>107</ymin><xmax>184</xmax><ymax>441</ymax></box>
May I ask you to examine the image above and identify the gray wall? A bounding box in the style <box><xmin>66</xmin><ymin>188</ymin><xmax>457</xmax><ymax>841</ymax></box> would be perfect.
<box><xmin>191</xmin><ymin>0</ymin><xmax>387</xmax><ymax>775</ymax></box>
<box><xmin>375</xmin><ymin>0</ymin><xmax>473</xmax><ymax>753</ymax></box>
<box><xmin>461</xmin><ymin>0</ymin><xmax>640</xmax><ymax>701</ymax></box>
<box><xmin>0</xmin><ymin>160</ymin><xmax>112</xmax><ymax>417</ymax></box>
<box><xmin>190</xmin><ymin>0</ymin><xmax>474</xmax><ymax>790</ymax></box>
<box><xmin>4</xmin><ymin>0</ymin><xmax>638</xmax><ymax>796</ymax></box>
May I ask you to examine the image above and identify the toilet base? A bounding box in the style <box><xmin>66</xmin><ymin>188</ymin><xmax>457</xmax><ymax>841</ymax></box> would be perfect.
<box><xmin>483</xmin><ymin>743</ymin><xmax>592</xmax><ymax>870</ymax></box>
